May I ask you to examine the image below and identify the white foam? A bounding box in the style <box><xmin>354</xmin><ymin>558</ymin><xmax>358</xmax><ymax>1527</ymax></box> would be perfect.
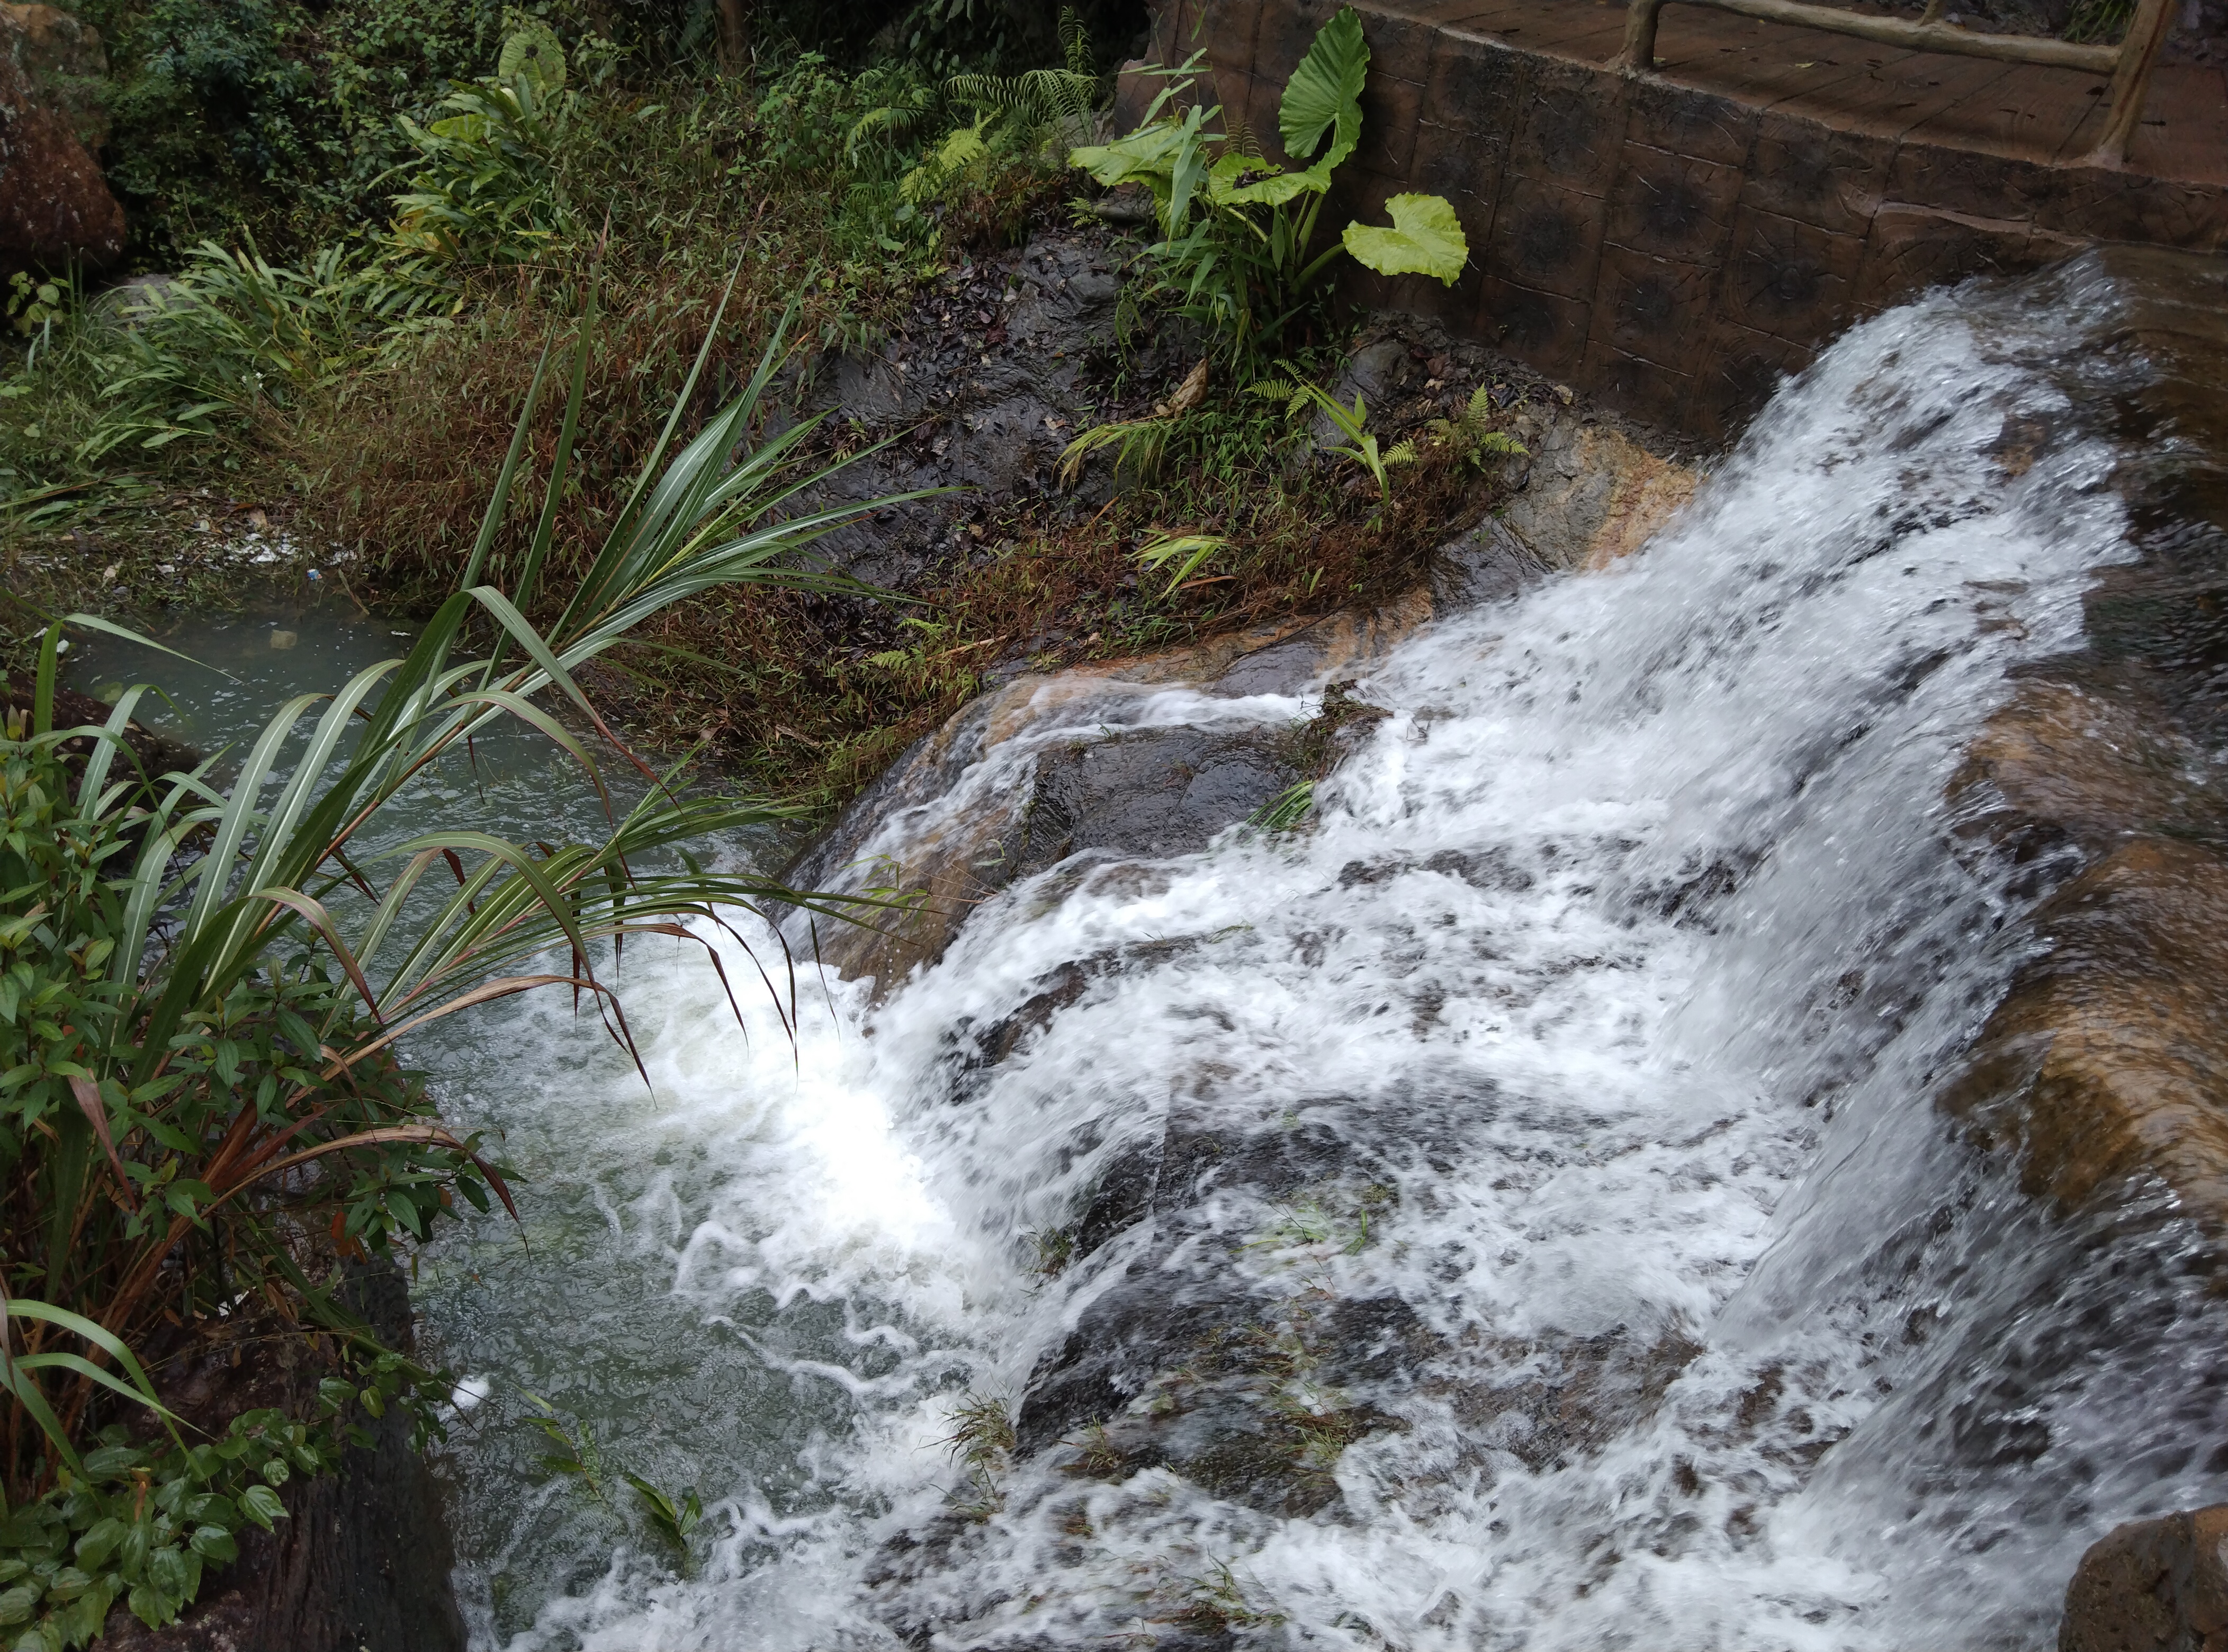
<box><xmin>421</xmin><ymin>270</ymin><xmax>2204</xmax><ymax>1651</ymax></box>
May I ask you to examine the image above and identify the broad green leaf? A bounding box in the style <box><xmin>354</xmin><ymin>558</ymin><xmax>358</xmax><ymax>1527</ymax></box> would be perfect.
<box><xmin>1070</xmin><ymin>119</ymin><xmax>1191</xmax><ymax>199</ymax></box>
<box><xmin>1206</xmin><ymin>151</ymin><xmax>1322</xmax><ymax>207</ymax></box>
<box><xmin>498</xmin><ymin>22</ymin><xmax>565</xmax><ymax>94</ymax></box>
<box><xmin>238</xmin><ymin>1486</ymin><xmax>285</xmax><ymax>1531</ymax></box>
<box><xmin>1279</xmin><ymin>6</ymin><xmax>1368</xmax><ymax>168</ymax></box>
<box><xmin>73</xmin><ymin>1520</ymin><xmax>125</xmax><ymax>1572</ymax></box>
<box><xmin>1342</xmin><ymin>193</ymin><xmax>1470</xmax><ymax>283</ymax></box>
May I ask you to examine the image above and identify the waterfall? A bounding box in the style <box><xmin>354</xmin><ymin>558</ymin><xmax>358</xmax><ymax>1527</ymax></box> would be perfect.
<box><xmin>420</xmin><ymin>253</ymin><xmax>2228</xmax><ymax>1651</ymax></box>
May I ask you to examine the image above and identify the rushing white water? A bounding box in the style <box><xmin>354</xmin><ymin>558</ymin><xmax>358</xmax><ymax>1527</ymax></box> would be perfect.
<box><xmin>416</xmin><ymin>262</ymin><xmax>2227</xmax><ymax>1651</ymax></box>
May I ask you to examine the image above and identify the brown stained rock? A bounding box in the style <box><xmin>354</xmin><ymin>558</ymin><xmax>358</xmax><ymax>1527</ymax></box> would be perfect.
<box><xmin>1950</xmin><ymin>680</ymin><xmax>2224</xmax><ymax>862</ymax></box>
<box><xmin>0</xmin><ymin>5</ymin><xmax>124</xmax><ymax>275</ymax></box>
<box><xmin>2060</xmin><ymin>1505</ymin><xmax>2228</xmax><ymax>1652</ymax></box>
<box><xmin>786</xmin><ymin>605</ymin><xmax>1436</xmax><ymax>993</ymax></box>
<box><xmin>1943</xmin><ymin>839</ymin><xmax>2228</xmax><ymax>1217</ymax></box>
<box><xmin>2</xmin><ymin>2</ymin><xmax>107</xmax><ymax>146</ymax></box>
<box><xmin>787</xmin><ymin>375</ymin><xmax>1696</xmax><ymax>994</ymax></box>
<box><xmin>1495</xmin><ymin>417</ymin><xmax>1698</xmax><ymax>570</ymax></box>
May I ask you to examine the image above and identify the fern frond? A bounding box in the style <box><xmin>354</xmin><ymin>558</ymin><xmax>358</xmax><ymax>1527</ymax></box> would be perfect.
<box><xmin>846</xmin><ymin>101</ymin><xmax>931</xmax><ymax>162</ymax></box>
<box><xmin>1059</xmin><ymin>5</ymin><xmax>1091</xmax><ymax>75</ymax></box>
<box><xmin>1027</xmin><ymin>67</ymin><xmax>1099</xmax><ymax>125</ymax></box>
<box><xmin>1383</xmin><ymin>439</ymin><xmax>1420</xmax><ymax>466</ymax></box>
<box><xmin>946</xmin><ymin>73</ymin><xmax>1032</xmax><ymax>115</ymax></box>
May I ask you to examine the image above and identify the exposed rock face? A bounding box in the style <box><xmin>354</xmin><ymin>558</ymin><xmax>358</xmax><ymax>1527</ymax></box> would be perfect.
<box><xmin>2060</xmin><ymin>1505</ymin><xmax>2228</xmax><ymax>1652</ymax></box>
<box><xmin>1944</xmin><ymin>839</ymin><xmax>2228</xmax><ymax>1214</ymax></box>
<box><xmin>1495</xmin><ymin>415</ymin><xmax>1700</xmax><ymax>570</ymax></box>
<box><xmin>0</xmin><ymin>2</ymin><xmax>124</xmax><ymax>276</ymax></box>
<box><xmin>2</xmin><ymin>3</ymin><xmax>107</xmax><ymax>146</ymax></box>
<box><xmin>801</xmin><ymin>232</ymin><xmax>1136</xmax><ymax>590</ymax></box>
<box><xmin>785</xmin><ymin>599</ymin><xmax>1431</xmax><ymax>991</ymax></box>
<box><xmin>1941</xmin><ymin>250</ymin><xmax>2228</xmax><ymax>1244</ymax></box>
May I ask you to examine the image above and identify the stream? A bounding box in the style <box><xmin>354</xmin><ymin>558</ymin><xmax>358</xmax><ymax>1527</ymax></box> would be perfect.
<box><xmin>77</xmin><ymin>250</ymin><xmax>2228</xmax><ymax>1649</ymax></box>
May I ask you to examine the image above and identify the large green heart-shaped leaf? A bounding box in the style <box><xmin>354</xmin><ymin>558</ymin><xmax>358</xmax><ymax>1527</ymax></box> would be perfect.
<box><xmin>1278</xmin><ymin>6</ymin><xmax>1368</xmax><ymax>169</ymax></box>
<box><xmin>1071</xmin><ymin>120</ymin><xmax>1189</xmax><ymax>195</ymax></box>
<box><xmin>1342</xmin><ymin>193</ymin><xmax>1469</xmax><ymax>283</ymax></box>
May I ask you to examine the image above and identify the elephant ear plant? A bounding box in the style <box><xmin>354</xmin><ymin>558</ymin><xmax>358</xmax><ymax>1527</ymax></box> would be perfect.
<box><xmin>1070</xmin><ymin>6</ymin><xmax>1469</xmax><ymax>368</ymax></box>
<box><xmin>0</xmin><ymin>281</ymin><xmax>922</xmax><ymax>1647</ymax></box>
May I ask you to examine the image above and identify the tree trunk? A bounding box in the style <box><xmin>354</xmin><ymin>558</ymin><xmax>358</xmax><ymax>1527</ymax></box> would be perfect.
<box><xmin>714</xmin><ymin>0</ymin><xmax>751</xmax><ymax>75</ymax></box>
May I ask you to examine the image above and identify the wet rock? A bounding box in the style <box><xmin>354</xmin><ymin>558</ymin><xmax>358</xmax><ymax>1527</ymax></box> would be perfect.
<box><xmin>1446</xmin><ymin>1325</ymin><xmax>1707</xmax><ymax>1476</ymax></box>
<box><xmin>1494</xmin><ymin>415</ymin><xmax>1699</xmax><ymax>571</ymax></box>
<box><xmin>784</xmin><ymin>602</ymin><xmax>1431</xmax><ymax>992</ymax></box>
<box><xmin>1429</xmin><ymin>514</ymin><xmax>1549</xmax><ymax>608</ymax></box>
<box><xmin>2</xmin><ymin>2</ymin><xmax>106</xmax><ymax>145</ymax></box>
<box><xmin>2059</xmin><ymin>1504</ymin><xmax>2228</xmax><ymax>1652</ymax></box>
<box><xmin>797</xmin><ymin>231</ymin><xmax>1149</xmax><ymax>590</ymax></box>
<box><xmin>1944</xmin><ymin>838</ymin><xmax>2228</xmax><ymax>1219</ymax></box>
<box><xmin>0</xmin><ymin>3</ymin><xmax>123</xmax><ymax>276</ymax></box>
<box><xmin>1952</xmin><ymin>680</ymin><xmax>2224</xmax><ymax>873</ymax></box>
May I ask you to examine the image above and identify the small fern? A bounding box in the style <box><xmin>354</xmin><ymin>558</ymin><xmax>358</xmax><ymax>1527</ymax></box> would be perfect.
<box><xmin>1249</xmin><ymin>365</ymin><xmax>1412</xmax><ymax>498</ymax></box>
<box><xmin>1424</xmin><ymin>384</ymin><xmax>1528</xmax><ymax>470</ymax></box>
<box><xmin>946</xmin><ymin>6</ymin><xmax>1099</xmax><ymax>133</ymax></box>
<box><xmin>900</xmin><ymin>121</ymin><xmax>990</xmax><ymax>204</ymax></box>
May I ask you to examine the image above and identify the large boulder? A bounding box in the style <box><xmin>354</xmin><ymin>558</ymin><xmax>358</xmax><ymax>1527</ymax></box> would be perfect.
<box><xmin>2060</xmin><ymin>1505</ymin><xmax>2228</xmax><ymax>1652</ymax></box>
<box><xmin>0</xmin><ymin>2</ymin><xmax>124</xmax><ymax>277</ymax></box>
<box><xmin>1943</xmin><ymin>839</ymin><xmax>2228</xmax><ymax>1218</ymax></box>
<box><xmin>782</xmin><ymin>601</ymin><xmax>1431</xmax><ymax>992</ymax></box>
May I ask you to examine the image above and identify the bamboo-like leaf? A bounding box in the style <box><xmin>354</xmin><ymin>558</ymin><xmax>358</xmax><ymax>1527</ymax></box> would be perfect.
<box><xmin>67</xmin><ymin>1078</ymin><xmax>134</xmax><ymax>1214</ymax></box>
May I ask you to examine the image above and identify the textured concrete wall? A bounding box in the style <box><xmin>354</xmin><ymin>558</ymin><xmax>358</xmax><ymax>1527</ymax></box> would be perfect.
<box><xmin>1121</xmin><ymin>0</ymin><xmax>2228</xmax><ymax>439</ymax></box>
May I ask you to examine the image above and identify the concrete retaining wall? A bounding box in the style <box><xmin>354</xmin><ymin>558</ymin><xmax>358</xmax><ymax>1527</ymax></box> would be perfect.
<box><xmin>1120</xmin><ymin>0</ymin><xmax>2228</xmax><ymax>439</ymax></box>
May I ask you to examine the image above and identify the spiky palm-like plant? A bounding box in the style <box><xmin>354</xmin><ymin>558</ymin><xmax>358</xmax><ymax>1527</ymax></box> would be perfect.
<box><xmin>0</xmin><ymin>280</ymin><xmax>926</xmax><ymax>1640</ymax></box>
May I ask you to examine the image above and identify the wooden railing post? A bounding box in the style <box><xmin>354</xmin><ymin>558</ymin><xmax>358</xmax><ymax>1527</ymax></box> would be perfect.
<box><xmin>1616</xmin><ymin>0</ymin><xmax>1667</xmax><ymax>74</ymax></box>
<box><xmin>2086</xmin><ymin>0</ymin><xmax>2176</xmax><ymax>167</ymax></box>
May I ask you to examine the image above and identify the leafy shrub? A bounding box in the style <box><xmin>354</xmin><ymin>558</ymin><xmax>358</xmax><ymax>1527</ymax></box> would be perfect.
<box><xmin>83</xmin><ymin>240</ymin><xmax>441</xmax><ymax>459</ymax></box>
<box><xmin>384</xmin><ymin>53</ymin><xmax>573</xmax><ymax>268</ymax></box>
<box><xmin>1070</xmin><ymin>6</ymin><xmax>1468</xmax><ymax>368</ymax></box>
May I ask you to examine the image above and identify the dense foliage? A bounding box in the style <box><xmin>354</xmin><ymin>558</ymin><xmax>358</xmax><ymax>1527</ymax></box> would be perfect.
<box><xmin>57</xmin><ymin>0</ymin><xmax>1138</xmax><ymax>265</ymax></box>
<box><xmin>0</xmin><ymin>295</ymin><xmax>912</xmax><ymax>1642</ymax></box>
<box><xmin>1070</xmin><ymin>7</ymin><xmax>1466</xmax><ymax>370</ymax></box>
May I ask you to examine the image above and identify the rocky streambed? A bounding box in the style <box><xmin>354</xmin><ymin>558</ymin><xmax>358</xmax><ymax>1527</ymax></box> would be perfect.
<box><xmin>90</xmin><ymin>245</ymin><xmax>2228</xmax><ymax>1650</ymax></box>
